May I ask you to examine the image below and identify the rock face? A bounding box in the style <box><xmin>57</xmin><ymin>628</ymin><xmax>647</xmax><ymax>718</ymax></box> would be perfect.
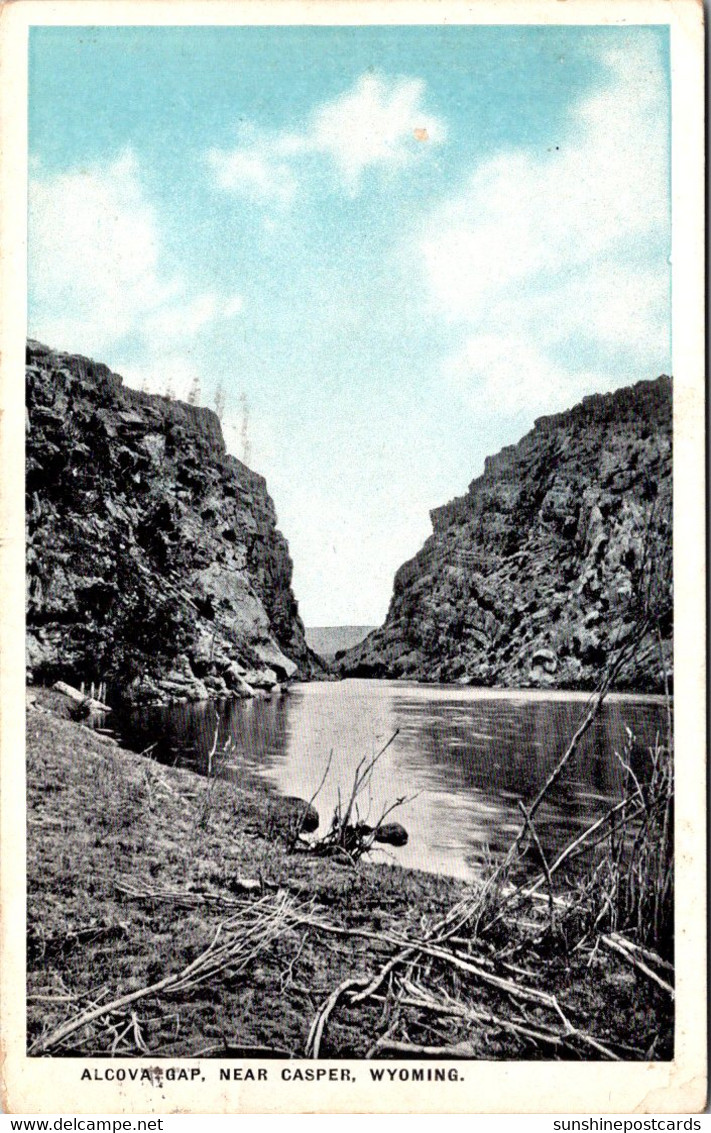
<box><xmin>340</xmin><ymin>378</ymin><xmax>672</xmax><ymax>692</ymax></box>
<box><xmin>26</xmin><ymin>340</ymin><xmax>324</xmax><ymax>703</ymax></box>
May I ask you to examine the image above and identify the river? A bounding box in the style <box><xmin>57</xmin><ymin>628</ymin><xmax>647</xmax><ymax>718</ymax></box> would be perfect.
<box><xmin>111</xmin><ymin>679</ymin><xmax>668</xmax><ymax>881</ymax></box>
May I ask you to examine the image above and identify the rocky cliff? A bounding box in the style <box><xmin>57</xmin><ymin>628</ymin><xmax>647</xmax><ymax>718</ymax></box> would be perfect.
<box><xmin>26</xmin><ymin>340</ymin><xmax>324</xmax><ymax>704</ymax></box>
<box><xmin>340</xmin><ymin>378</ymin><xmax>672</xmax><ymax>692</ymax></box>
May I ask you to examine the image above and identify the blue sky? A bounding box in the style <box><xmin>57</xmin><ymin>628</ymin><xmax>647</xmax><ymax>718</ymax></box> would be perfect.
<box><xmin>28</xmin><ymin>25</ymin><xmax>671</xmax><ymax>625</ymax></box>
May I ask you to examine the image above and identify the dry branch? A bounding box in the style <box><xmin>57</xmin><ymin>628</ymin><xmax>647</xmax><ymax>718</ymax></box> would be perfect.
<box><xmin>305</xmin><ymin>977</ymin><xmax>369</xmax><ymax>1059</ymax></box>
<box><xmin>517</xmin><ymin>800</ymin><xmax>556</xmax><ymax>931</ymax></box>
<box><xmin>599</xmin><ymin>934</ymin><xmax>674</xmax><ymax>998</ymax></box>
<box><xmin>399</xmin><ymin>980</ymin><xmax>565</xmax><ymax>1052</ymax></box>
<box><xmin>607</xmin><ymin>932</ymin><xmax>674</xmax><ymax>974</ymax></box>
<box><xmin>33</xmin><ymin>892</ymin><xmax>298</xmax><ymax>1054</ymax></box>
<box><xmin>369</xmin><ymin>1038</ymin><xmax>478</xmax><ymax>1058</ymax></box>
<box><xmin>296</xmin><ymin>730</ymin><xmax>413</xmax><ymax>863</ymax></box>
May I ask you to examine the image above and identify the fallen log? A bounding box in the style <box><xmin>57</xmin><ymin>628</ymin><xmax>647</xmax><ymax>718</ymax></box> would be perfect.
<box><xmin>53</xmin><ymin>681</ymin><xmax>111</xmax><ymax>713</ymax></box>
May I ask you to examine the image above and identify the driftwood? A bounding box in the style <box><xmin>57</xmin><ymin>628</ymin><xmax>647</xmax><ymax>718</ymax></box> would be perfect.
<box><xmin>32</xmin><ymin>892</ymin><xmax>298</xmax><ymax>1054</ymax></box>
<box><xmin>53</xmin><ymin>681</ymin><xmax>111</xmax><ymax>713</ymax></box>
<box><xmin>300</xmin><ymin>911</ymin><xmax>624</xmax><ymax>1061</ymax></box>
<box><xmin>53</xmin><ymin>860</ymin><xmax>666</xmax><ymax>1062</ymax></box>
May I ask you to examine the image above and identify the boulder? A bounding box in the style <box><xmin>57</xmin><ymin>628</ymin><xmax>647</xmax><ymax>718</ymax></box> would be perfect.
<box><xmin>242</xmin><ymin>667</ymin><xmax>278</xmax><ymax>691</ymax></box>
<box><xmin>280</xmin><ymin>796</ymin><xmax>320</xmax><ymax>833</ymax></box>
<box><xmin>373</xmin><ymin>822</ymin><xmax>408</xmax><ymax>847</ymax></box>
<box><xmin>530</xmin><ymin>647</ymin><xmax>557</xmax><ymax>674</ymax></box>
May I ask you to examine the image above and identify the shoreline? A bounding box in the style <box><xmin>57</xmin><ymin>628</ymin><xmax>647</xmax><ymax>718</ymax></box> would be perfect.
<box><xmin>27</xmin><ymin>686</ymin><xmax>673</xmax><ymax>1061</ymax></box>
<box><xmin>102</xmin><ymin>670</ymin><xmax>671</xmax><ymax>712</ymax></box>
<box><xmin>307</xmin><ymin>676</ymin><xmax>670</xmax><ymax>704</ymax></box>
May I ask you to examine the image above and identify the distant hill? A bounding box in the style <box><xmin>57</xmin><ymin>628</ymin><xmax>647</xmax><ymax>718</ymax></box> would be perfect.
<box><xmin>305</xmin><ymin>625</ymin><xmax>377</xmax><ymax>661</ymax></box>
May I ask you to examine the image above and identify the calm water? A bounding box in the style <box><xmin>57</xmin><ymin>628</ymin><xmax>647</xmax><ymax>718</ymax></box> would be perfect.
<box><xmin>113</xmin><ymin>679</ymin><xmax>668</xmax><ymax>881</ymax></box>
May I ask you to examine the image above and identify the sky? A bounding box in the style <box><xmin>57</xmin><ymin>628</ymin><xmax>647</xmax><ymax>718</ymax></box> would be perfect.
<box><xmin>28</xmin><ymin>24</ymin><xmax>671</xmax><ymax>627</ymax></box>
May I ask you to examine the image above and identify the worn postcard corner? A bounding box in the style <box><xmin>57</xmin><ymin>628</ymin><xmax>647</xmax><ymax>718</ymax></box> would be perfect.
<box><xmin>0</xmin><ymin>0</ymin><xmax>706</xmax><ymax>1116</ymax></box>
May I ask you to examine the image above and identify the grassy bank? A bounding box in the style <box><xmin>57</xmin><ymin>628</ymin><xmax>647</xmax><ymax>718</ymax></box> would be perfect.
<box><xmin>27</xmin><ymin>689</ymin><xmax>673</xmax><ymax>1060</ymax></box>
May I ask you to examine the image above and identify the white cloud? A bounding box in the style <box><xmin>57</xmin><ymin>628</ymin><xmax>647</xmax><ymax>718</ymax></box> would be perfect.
<box><xmin>443</xmin><ymin>335</ymin><xmax>601</xmax><ymax>417</ymax></box>
<box><xmin>223</xmin><ymin>293</ymin><xmax>244</xmax><ymax>318</ymax></box>
<box><xmin>308</xmin><ymin>74</ymin><xmax>446</xmax><ymax>189</ymax></box>
<box><xmin>30</xmin><ymin>150</ymin><xmax>170</xmax><ymax>354</ymax></box>
<box><xmin>208</xmin><ymin>73</ymin><xmax>446</xmax><ymax>203</ymax></box>
<box><xmin>143</xmin><ymin>292</ymin><xmax>219</xmax><ymax>345</ymax></box>
<box><xmin>29</xmin><ymin>149</ymin><xmax>244</xmax><ymax>362</ymax></box>
<box><xmin>208</xmin><ymin>147</ymin><xmax>298</xmax><ymax>207</ymax></box>
<box><xmin>418</xmin><ymin>40</ymin><xmax>670</xmax><ymax>414</ymax></box>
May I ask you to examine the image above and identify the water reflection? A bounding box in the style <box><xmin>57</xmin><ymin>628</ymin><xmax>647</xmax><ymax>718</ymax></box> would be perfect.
<box><xmin>116</xmin><ymin>679</ymin><xmax>667</xmax><ymax>881</ymax></box>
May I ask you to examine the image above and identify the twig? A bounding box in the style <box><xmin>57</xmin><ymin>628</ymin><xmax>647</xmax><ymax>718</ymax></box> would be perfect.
<box><xmin>287</xmin><ymin>751</ymin><xmax>334</xmax><ymax>850</ymax></box>
<box><xmin>305</xmin><ymin>977</ymin><xmax>368</xmax><ymax>1058</ymax></box>
<box><xmin>132</xmin><ymin>1011</ymin><xmax>149</xmax><ymax>1054</ymax></box>
<box><xmin>490</xmin><ymin>797</ymin><xmax>634</xmax><ymax>928</ymax></box>
<box><xmin>526</xmin><ymin>631</ymin><xmax>642</xmax><ymax>828</ymax></box>
<box><xmin>370</xmin><ymin>1038</ymin><xmax>477</xmax><ymax>1058</ymax></box>
<box><xmin>33</xmin><ymin>893</ymin><xmax>296</xmax><ymax>1054</ymax></box>
<box><xmin>408</xmin><ymin>941</ymin><xmax>561</xmax><ymax>1012</ymax></box>
<box><xmin>280</xmin><ymin>931</ymin><xmax>309</xmax><ymax>992</ymax></box>
<box><xmin>349</xmin><ymin>948</ymin><xmax>418</xmax><ymax>1005</ymax></box>
<box><xmin>308</xmin><ymin>749</ymin><xmax>333</xmax><ymax>812</ymax></box>
<box><xmin>435</xmin><ymin>660</ymin><xmax>636</xmax><ymax>945</ymax></box>
<box><xmin>599</xmin><ymin>935</ymin><xmax>674</xmax><ymax>998</ymax></box>
<box><xmin>608</xmin><ymin>932</ymin><xmax>674</xmax><ymax>974</ymax></box>
<box><xmin>613</xmin><ymin>746</ymin><xmax>645</xmax><ymax>810</ymax></box>
<box><xmin>31</xmin><ymin>939</ymin><xmax>219</xmax><ymax>1053</ymax></box>
<box><xmin>206</xmin><ymin>716</ymin><xmax>220</xmax><ymax>779</ymax></box>
<box><xmin>340</xmin><ymin>730</ymin><xmax>400</xmax><ymax>835</ymax></box>
<box><xmin>655</xmin><ymin>624</ymin><xmax>673</xmax><ymax>746</ymax></box>
<box><xmin>399</xmin><ymin>981</ymin><xmax>565</xmax><ymax>1052</ymax></box>
<box><xmin>517</xmin><ymin>800</ymin><xmax>556</xmax><ymax>932</ymax></box>
<box><xmin>190</xmin><ymin>1042</ymin><xmax>296</xmax><ymax>1059</ymax></box>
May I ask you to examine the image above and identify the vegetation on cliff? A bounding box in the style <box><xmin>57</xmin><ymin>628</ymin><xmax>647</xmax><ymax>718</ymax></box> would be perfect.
<box><xmin>25</xmin><ymin>340</ymin><xmax>324</xmax><ymax>703</ymax></box>
<box><xmin>340</xmin><ymin>377</ymin><xmax>672</xmax><ymax>692</ymax></box>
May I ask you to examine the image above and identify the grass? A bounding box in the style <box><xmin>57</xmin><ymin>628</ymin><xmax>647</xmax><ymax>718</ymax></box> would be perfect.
<box><xmin>570</xmin><ymin>727</ymin><xmax>673</xmax><ymax>960</ymax></box>
<box><xmin>26</xmin><ymin>687</ymin><xmax>673</xmax><ymax>1061</ymax></box>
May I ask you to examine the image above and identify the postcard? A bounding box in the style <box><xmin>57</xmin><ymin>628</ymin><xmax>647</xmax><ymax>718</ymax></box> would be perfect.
<box><xmin>0</xmin><ymin>0</ymin><xmax>705</xmax><ymax>1115</ymax></box>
